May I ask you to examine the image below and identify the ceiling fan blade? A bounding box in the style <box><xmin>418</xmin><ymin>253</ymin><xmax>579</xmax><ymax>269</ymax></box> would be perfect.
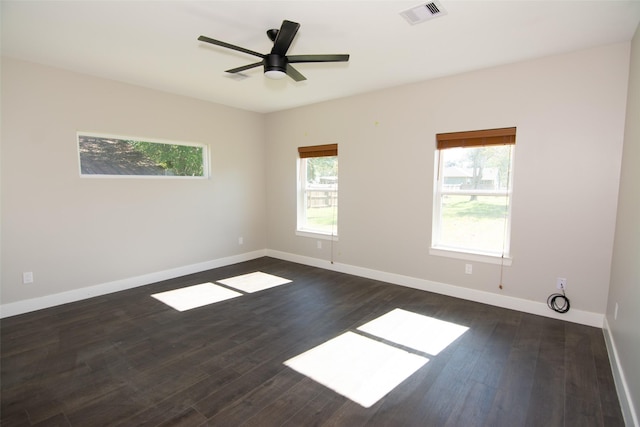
<box><xmin>225</xmin><ymin>61</ymin><xmax>264</xmax><ymax>74</ymax></box>
<box><xmin>271</xmin><ymin>20</ymin><xmax>300</xmax><ymax>56</ymax></box>
<box><xmin>286</xmin><ymin>64</ymin><xmax>307</xmax><ymax>82</ymax></box>
<box><xmin>288</xmin><ymin>54</ymin><xmax>350</xmax><ymax>63</ymax></box>
<box><xmin>198</xmin><ymin>35</ymin><xmax>265</xmax><ymax>59</ymax></box>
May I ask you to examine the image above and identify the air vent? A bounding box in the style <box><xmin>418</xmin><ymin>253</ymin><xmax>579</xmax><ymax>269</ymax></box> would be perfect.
<box><xmin>400</xmin><ymin>1</ymin><xmax>448</xmax><ymax>25</ymax></box>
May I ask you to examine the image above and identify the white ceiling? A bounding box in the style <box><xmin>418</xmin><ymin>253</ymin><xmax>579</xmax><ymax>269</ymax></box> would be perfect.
<box><xmin>2</xmin><ymin>1</ymin><xmax>640</xmax><ymax>113</ymax></box>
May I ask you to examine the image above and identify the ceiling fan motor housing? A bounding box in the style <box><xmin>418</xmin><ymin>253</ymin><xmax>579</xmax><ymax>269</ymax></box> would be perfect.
<box><xmin>264</xmin><ymin>53</ymin><xmax>287</xmax><ymax>73</ymax></box>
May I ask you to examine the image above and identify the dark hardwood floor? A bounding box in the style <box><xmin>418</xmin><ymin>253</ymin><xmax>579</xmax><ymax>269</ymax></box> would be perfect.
<box><xmin>1</xmin><ymin>257</ymin><xmax>624</xmax><ymax>426</ymax></box>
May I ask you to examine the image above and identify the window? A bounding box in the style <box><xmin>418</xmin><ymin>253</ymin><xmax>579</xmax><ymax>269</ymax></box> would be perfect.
<box><xmin>78</xmin><ymin>132</ymin><xmax>208</xmax><ymax>178</ymax></box>
<box><xmin>297</xmin><ymin>144</ymin><xmax>338</xmax><ymax>237</ymax></box>
<box><xmin>432</xmin><ymin>127</ymin><xmax>516</xmax><ymax>261</ymax></box>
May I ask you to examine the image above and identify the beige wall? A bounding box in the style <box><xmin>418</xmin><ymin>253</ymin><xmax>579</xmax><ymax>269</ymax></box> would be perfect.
<box><xmin>1</xmin><ymin>58</ymin><xmax>266</xmax><ymax>305</ymax></box>
<box><xmin>607</xmin><ymin>24</ymin><xmax>640</xmax><ymax>425</ymax></box>
<box><xmin>265</xmin><ymin>42</ymin><xmax>630</xmax><ymax>315</ymax></box>
<box><xmin>0</xmin><ymin>43</ymin><xmax>632</xmax><ymax>319</ymax></box>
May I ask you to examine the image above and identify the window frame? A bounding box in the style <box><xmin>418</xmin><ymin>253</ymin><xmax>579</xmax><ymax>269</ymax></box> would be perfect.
<box><xmin>296</xmin><ymin>144</ymin><xmax>338</xmax><ymax>239</ymax></box>
<box><xmin>431</xmin><ymin>127</ymin><xmax>516</xmax><ymax>265</ymax></box>
<box><xmin>77</xmin><ymin>131</ymin><xmax>210</xmax><ymax>179</ymax></box>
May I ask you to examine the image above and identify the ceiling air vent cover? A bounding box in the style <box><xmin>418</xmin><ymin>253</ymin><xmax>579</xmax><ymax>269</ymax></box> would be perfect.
<box><xmin>400</xmin><ymin>1</ymin><xmax>448</xmax><ymax>25</ymax></box>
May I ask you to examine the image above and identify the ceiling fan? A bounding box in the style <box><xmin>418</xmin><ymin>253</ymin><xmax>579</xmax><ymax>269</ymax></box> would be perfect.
<box><xmin>198</xmin><ymin>20</ymin><xmax>349</xmax><ymax>82</ymax></box>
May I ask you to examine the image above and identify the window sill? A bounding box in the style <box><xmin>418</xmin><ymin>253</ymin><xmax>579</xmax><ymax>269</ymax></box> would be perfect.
<box><xmin>296</xmin><ymin>230</ymin><xmax>339</xmax><ymax>241</ymax></box>
<box><xmin>430</xmin><ymin>247</ymin><xmax>512</xmax><ymax>266</ymax></box>
<box><xmin>80</xmin><ymin>174</ymin><xmax>209</xmax><ymax>180</ymax></box>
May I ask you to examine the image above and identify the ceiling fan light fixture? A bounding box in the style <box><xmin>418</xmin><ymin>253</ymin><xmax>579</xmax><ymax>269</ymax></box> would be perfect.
<box><xmin>265</xmin><ymin>69</ymin><xmax>287</xmax><ymax>79</ymax></box>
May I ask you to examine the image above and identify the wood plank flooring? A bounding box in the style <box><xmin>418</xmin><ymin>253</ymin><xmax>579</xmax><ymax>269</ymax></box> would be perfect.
<box><xmin>1</xmin><ymin>257</ymin><xmax>624</xmax><ymax>426</ymax></box>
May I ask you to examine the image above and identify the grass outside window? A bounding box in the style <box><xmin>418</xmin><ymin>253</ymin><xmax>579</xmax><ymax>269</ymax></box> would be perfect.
<box><xmin>438</xmin><ymin>195</ymin><xmax>509</xmax><ymax>255</ymax></box>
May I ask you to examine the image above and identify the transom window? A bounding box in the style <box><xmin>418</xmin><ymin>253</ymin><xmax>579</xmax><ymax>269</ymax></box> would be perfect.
<box><xmin>297</xmin><ymin>144</ymin><xmax>338</xmax><ymax>237</ymax></box>
<box><xmin>78</xmin><ymin>132</ymin><xmax>209</xmax><ymax>178</ymax></box>
<box><xmin>432</xmin><ymin>127</ymin><xmax>516</xmax><ymax>260</ymax></box>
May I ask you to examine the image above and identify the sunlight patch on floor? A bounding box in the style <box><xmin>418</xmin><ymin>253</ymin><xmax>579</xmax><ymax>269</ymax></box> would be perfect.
<box><xmin>151</xmin><ymin>283</ymin><xmax>242</xmax><ymax>312</ymax></box>
<box><xmin>217</xmin><ymin>271</ymin><xmax>292</xmax><ymax>293</ymax></box>
<box><xmin>284</xmin><ymin>331</ymin><xmax>428</xmax><ymax>408</ymax></box>
<box><xmin>357</xmin><ymin>308</ymin><xmax>469</xmax><ymax>356</ymax></box>
<box><xmin>284</xmin><ymin>308</ymin><xmax>469</xmax><ymax>407</ymax></box>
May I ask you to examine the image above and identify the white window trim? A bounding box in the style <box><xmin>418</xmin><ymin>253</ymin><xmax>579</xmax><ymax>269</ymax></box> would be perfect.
<box><xmin>429</xmin><ymin>247</ymin><xmax>513</xmax><ymax>266</ymax></box>
<box><xmin>431</xmin><ymin>146</ymin><xmax>515</xmax><ymax>264</ymax></box>
<box><xmin>296</xmin><ymin>230</ymin><xmax>339</xmax><ymax>241</ymax></box>
<box><xmin>77</xmin><ymin>131</ymin><xmax>210</xmax><ymax>179</ymax></box>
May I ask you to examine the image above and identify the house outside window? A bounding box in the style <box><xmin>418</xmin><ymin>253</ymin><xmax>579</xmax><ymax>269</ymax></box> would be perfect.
<box><xmin>297</xmin><ymin>144</ymin><xmax>338</xmax><ymax>238</ymax></box>
<box><xmin>432</xmin><ymin>127</ymin><xmax>516</xmax><ymax>261</ymax></box>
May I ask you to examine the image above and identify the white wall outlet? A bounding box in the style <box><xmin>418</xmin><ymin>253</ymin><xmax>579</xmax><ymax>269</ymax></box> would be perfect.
<box><xmin>317</xmin><ymin>240</ymin><xmax>322</xmax><ymax>249</ymax></box>
<box><xmin>238</xmin><ymin>236</ymin><xmax>244</xmax><ymax>245</ymax></box>
<box><xmin>23</xmin><ymin>272</ymin><xmax>34</xmax><ymax>284</ymax></box>
<box><xmin>465</xmin><ymin>264</ymin><xmax>472</xmax><ymax>274</ymax></box>
<box><xmin>556</xmin><ymin>277</ymin><xmax>567</xmax><ymax>290</ymax></box>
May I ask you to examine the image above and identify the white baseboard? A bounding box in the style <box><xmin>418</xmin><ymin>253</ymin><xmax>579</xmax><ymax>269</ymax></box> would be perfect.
<box><xmin>0</xmin><ymin>250</ymin><xmax>266</xmax><ymax>319</ymax></box>
<box><xmin>266</xmin><ymin>249</ymin><xmax>604</xmax><ymax>328</ymax></box>
<box><xmin>603</xmin><ymin>317</ymin><xmax>639</xmax><ymax>427</ymax></box>
<box><xmin>1</xmin><ymin>248</ymin><xmax>604</xmax><ymax>329</ymax></box>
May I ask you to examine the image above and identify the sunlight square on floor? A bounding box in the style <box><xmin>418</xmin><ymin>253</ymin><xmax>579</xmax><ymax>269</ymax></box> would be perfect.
<box><xmin>217</xmin><ymin>271</ymin><xmax>292</xmax><ymax>293</ymax></box>
<box><xmin>284</xmin><ymin>331</ymin><xmax>428</xmax><ymax>408</ymax></box>
<box><xmin>151</xmin><ymin>282</ymin><xmax>242</xmax><ymax>312</ymax></box>
<box><xmin>357</xmin><ymin>308</ymin><xmax>469</xmax><ymax>356</ymax></box>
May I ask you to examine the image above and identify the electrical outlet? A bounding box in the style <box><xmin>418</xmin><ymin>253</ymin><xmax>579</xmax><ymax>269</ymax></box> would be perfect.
<box><xmin>465</xmin><ymin>264</ymin><xmax>472</xmax><ymax>274</ymax></box>
<box><xmin>556</xmin><ymin>277</ymin><xmax>567</xmax><ymax>290</ymax></box>
<box><xmin>317</xmin><ymin>240</ymin><xmax>322</xmax><ymax>249</ymax></box>
<box><xmin>23</xmin><ymin>272</ymin><xmax>34</xmax><ymax>284</ymax></box>
<box><xmin>238</xmin><ymin>236</ymin><xmax>244</xmax><ymax>245</ymax></box>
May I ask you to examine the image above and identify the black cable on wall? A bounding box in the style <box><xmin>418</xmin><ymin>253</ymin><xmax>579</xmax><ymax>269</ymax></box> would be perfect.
<box><xmin>547</xmin><ymin>285</ymin><xmax>571</xmax><ymax>314</ymax></box>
